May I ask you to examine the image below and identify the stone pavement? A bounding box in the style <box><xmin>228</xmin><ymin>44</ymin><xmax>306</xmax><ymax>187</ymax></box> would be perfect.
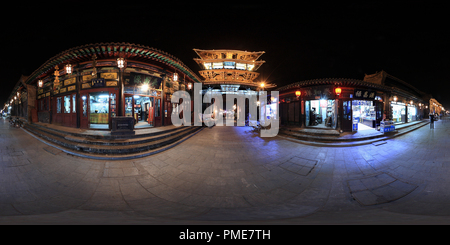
<box><xmin>1</xmin><ymin>116</ymin><xmax>450</xmax><ymax>224</ymax></box>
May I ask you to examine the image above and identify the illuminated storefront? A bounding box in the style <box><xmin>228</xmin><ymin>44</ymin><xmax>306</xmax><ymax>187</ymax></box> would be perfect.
<box><xmin>391</xmin><ymin>102</ymin><xmax>406</xmax><ymax>124</ymax></box>
<box><xmin>6</xmin><ymin>43</ymin><xmax>201</xmax><ymax>129</ymax></box>
<box><xmin>276</xmin><ymin>73</ymin><xmax>429</xmax><ymax>133</ymax></box>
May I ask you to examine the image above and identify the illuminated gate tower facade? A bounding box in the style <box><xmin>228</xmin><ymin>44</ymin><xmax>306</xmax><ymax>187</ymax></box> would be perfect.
<box><xmin>193</xmin><ymin>49</ymin><xmax>275</xmax><ymax>120</ymax></box>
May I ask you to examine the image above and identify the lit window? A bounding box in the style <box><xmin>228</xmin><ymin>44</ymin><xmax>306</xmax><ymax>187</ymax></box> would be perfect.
<box><xmin>72</xmin><ymin>94</ymin><xmax>76</xmax><ymax>113</ymax></box>
<box><xmin>57</xmin><ymin>97</ymin><xmax>62</xmax><ymax>113</ymax></box>
<box><xmin>204</xmin><ymin>63</ymin><xmax>212</xmax><ymax>70</ymax></box>
<box><xmin>224</xmin><ymin>61</ymin><xmax>235</xmax><ymax>69</ymax></box>
<box><xmin>236</xmin><ymin>63</ymin><xmax>246</xmax><ymax>70</ymax></box>
<box><xmin>212</xmin><ymin>62</ymin><xmax>223</xmax><ymax>69</ymax></box>
<box><xmin>64</xmin><ymin>96</ymin><xmax>71</xmax><ymax>113</ymax></box>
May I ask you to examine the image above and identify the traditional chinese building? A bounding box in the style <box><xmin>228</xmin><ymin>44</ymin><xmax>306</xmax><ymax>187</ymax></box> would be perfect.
<box><xmin>429</xmin><ymin>98</ymin><xmax>444</xmax><ymax>115</ymax></box>
<box><xmin>276</xmin><ymin>70</ymin><xmax>432</xmax><ymax>132</ymax></box>
<box><xmin>5</xmin><ymin>42</ymin><xmax>202</xmax><ymax>129</ymax></box>
<box><xmin>193</xmin><ymin>49</ymin><xmax>275</xmax><ymax>120</ymax></box>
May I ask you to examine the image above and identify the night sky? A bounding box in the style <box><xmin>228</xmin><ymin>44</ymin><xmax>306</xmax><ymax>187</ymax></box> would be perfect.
<box><xmin>2</xmin><ymin>2</ymin><xmax>449</xmax><ymax>108</ymax></box>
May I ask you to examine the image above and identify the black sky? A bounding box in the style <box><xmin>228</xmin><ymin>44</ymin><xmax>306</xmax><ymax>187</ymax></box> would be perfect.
<box><xmin>2</xmin><ymin>2</ymin><xmax>449</xmax><ymax>108</ymax></box>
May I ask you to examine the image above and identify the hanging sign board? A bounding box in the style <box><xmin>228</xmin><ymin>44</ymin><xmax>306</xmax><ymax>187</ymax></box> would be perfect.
<box><xmin>92</xmin><ymin>78</ymin><xmax>106</xmax><ymax>87</ymax></box>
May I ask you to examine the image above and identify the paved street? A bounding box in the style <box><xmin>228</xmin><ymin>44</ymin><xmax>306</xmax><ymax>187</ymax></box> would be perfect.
<box><xmin>1</xmin><ymin>116</ymin><xmax>450</xmax><ymax>224</ymax></box>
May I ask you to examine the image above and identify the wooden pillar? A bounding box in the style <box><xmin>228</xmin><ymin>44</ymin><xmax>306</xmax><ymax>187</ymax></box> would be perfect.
<box><xmin>76</xmin><ymin>64</ymin><xmax>81</xmax><ymax>128</ymax></box>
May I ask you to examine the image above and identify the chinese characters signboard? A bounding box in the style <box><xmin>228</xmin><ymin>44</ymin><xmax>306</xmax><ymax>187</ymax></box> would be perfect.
<box><xmin>354</xmin><ymin>89</ymin><xmax>376</xmax><ymax>100</ymax></box>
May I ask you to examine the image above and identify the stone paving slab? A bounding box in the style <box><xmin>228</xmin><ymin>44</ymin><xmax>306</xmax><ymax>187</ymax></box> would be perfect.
<box><xmin>1</xmin><ymin>116</ymin><xmax>450</xmax><ymax>224</ymax></box>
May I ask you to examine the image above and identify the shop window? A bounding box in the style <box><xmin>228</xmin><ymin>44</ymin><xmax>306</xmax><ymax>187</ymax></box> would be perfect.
<box><xmin>125</xmin><ymin>96</ymin><xmax>133</xmax><ymax>117</ymax></box>
<box><xmin>72</xmin><ymin>94</ymin><xmax>76</xmax><ymax>113</ymax></box>
<box><xmin>89</xmin><ymin>93</ymin><xmax>109</xmax><ymax>124</ymax></box>
<box><xmin>110</xmin><ymin>93</ymin><xmax>116</xmax><ymax>117</ymax></box>
<box><xmin>82</xmin><ymin>96</ymin><xmax>87</xmax><ymax>117</ymax></box>
<box><xmin>64</xmin><ymin>96</ymin><xmax>71</xmax><ymax>113</ymax></box>
<box><xmin>391</xmin><ymin>103</ymin><xmax>406</xmax><ymax>123</ymax></box>
<box><xmin>57</xmin><ymin>97</ymin><xmax>62</xmax><ymax>113</ymax></box>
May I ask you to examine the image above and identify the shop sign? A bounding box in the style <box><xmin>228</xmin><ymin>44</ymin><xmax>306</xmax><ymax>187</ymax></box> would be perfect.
<box><xmin>92</xmin><ymin>78</ymin><xmax>105</xmax><ymax>87</ymax></box>
<box><xmin>354</xmin><ymin>89</ymin><xmax>376</xmax><ymax>100</ymax></box>
<box><xmin>111</xmin><ymin>117</ymin><xmax>135</xmax><ymax>135</ymax></box>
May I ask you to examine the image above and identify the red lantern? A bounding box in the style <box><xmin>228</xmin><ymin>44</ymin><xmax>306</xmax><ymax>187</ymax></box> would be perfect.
<box><xmin>335</xmin><ymin>87</ymin><xmax>342</xmax><ymax>96</ymax></box>
<box><xmin>295</xmin><ymin>91</ymin><xmax>301</xmax><ymax>97</ymax></box>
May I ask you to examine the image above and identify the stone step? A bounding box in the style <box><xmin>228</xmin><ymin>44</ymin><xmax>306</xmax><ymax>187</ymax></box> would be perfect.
<box><xmin>24</xmin><ymin>123</ymin><xmax>193</xmax><ymax>146</ymax></box>
<box><xmin>25</xmin><ymin>122</ymin><xmax>185</xmax><ymax>140</ymax></box>
<box><xmin>278</xmin><ymin>121</ymin><xmax>429</xmax><ymax>147</ymax></box>
<box><xmin>23</xmin><ymin>123</ymin><xmax>204</xmax><ymax>155</ymax></box>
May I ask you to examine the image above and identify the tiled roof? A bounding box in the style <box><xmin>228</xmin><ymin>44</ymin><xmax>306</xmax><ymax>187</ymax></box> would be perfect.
<box><xmin>276</xmin><ymin>78</ymin><xmax>393</xmax><ymax>91</ymax></box>
<box><xmin>25</xmin><ymin>42</ymin><xmax>202</xmax><ymax>85</ymax></box>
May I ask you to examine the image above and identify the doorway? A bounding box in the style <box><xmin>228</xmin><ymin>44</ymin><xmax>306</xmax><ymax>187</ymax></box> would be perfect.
<box><xmin>125</xmin><ymin>95</ymin><xmax>155</xmax><ymax>128</ymax></box>
<box><xmin>306</xmin><ymin>99</ymin><xmax>336</xmax><ymax>128</ymax></box>
<box><xmin>89</xmin><ymin>92</ymin><xmax>109</xmax><ymax>129</ymax></box>
<box><xmin>352</xmin><ymin>100</ymin><xmax>377</xmax><ymax>131</ymax></box>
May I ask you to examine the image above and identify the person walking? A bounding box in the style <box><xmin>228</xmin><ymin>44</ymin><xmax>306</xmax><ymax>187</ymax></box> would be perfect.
<box><xmin>430</xmin><ymin>113</ymin><xmax>434</xmax><ymax>129</ymax></box>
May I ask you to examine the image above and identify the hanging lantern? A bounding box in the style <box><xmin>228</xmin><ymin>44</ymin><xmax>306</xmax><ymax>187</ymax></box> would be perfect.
<box><xmin>65</xmin><ymin>64</ymin><xmax>72</xmax><ymax>74</ymax></box>
<box><xmin>393</xmin><ymin>96</ymin><xmax>398</xmax><ymax>102</ymax></box>
<box><xmin>173</xmin><ymin>72</ymin><xmax>178</xmax><ymax>82</ymax></box>
<box><xmin>38</xmin><ymin>80</ymin><xmax>43</xmax><ymax>88</ymax></box>
<box><xmin>335</xmin><ymin>87</ymin><xmax>341</xmax><ymax>96</ymax></box>
<box><xmin>295</xmin><ymin>90</ymin><xmax>301</xmax><ymax>97</ymax></box>
<box><xmin>187</xmin><ymin>83</ymin><xmax>192</xmax><ymax>90</ymax></box>
<box><xmin>117</xmin><ymin>57</ymin><xmax>125</xmax><ymax>69</ymax></box>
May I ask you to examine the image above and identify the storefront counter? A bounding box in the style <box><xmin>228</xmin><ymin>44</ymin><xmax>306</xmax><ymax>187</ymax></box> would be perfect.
<box><xmin>90</xmin><ymin>113</ymin><xmax>109</xmax><ymax>124</ymax></box>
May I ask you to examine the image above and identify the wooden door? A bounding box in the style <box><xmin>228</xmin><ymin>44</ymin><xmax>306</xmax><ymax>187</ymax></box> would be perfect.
<box><xmin>341</xmin><ymin>100</ymin><xmax>353</xmax><ymax>132</ymax></box>
<box><xmin>155</xmin><ymin>98</ymin><xmax>161</xmax><ymax>127</ymax></box>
